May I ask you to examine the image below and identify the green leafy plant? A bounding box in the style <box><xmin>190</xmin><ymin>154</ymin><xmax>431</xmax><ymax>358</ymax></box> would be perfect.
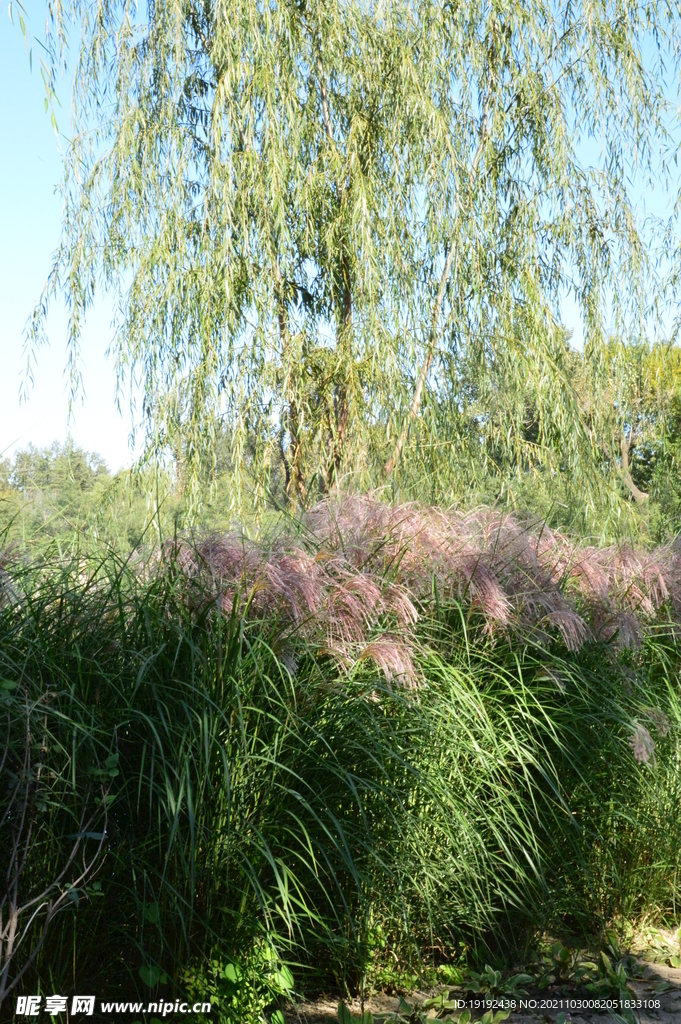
<box><xmin>328</xmin><ymin>1001</ymin><xmax>374</xmax><ymax>1024</ymax></box>
<box><xmin>182</xmin><ymin>941</ymin><xmax>294</xmax><ymax>1024</ymax></box>
<box><xmin>378</xmin><ymin>996</ymin><xmax>509</xmax><ymax>1024</ymax></box>
<box><xmin>637</xmin><ymin>926</ymin><xmax>681</xmax><ymax>968</ymax></box>
<box><xmin>25</xmin><ymin>0</ymin><xmax>681</xmax><ymax>523</ymax></box>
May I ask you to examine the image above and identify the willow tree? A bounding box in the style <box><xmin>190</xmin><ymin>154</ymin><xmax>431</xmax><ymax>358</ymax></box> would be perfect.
<box><xmin>26</xmin><ymin>0</ymin><xmax>681</xmax><ymax>511</ymax></box>
<box><xmin>595</xmin><ymin>339</ymin><xmax>681</xmax><ymax>504</ymax></box>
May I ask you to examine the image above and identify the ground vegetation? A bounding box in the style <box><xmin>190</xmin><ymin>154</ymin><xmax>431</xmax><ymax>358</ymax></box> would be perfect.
<box><xmin>1</xmin><ymin>496</ymin><xmax>681</xmax><ymax>1021</ymax></box>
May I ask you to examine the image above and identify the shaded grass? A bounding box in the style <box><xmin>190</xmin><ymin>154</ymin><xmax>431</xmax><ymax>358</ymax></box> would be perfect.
<box><xmin>0</xmin><ymin>542</ymin><xmax>680</xmax><ymax>1017</ymax></box>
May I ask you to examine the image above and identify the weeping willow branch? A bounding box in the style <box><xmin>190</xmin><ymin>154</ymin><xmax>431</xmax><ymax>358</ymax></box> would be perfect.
<box><xmin>386</xmin><ymin>99</ymin><xmax>491</xmax><ymax>476</ymax></box>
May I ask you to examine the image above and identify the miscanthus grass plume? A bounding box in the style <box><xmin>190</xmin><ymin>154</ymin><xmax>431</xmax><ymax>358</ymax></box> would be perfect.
<box><xmin>0</xmin><ymin>497</ymin><xmax>680</xmax><ymax>1017</ymax></box>
<box><xmin>172</xmin><ymin>496</ymin><xmax>681</xmax><ymax>684</ymax></box>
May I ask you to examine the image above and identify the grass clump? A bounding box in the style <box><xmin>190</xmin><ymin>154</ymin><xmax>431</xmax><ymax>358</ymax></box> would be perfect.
<box><xmin>0</xmin><ymin>499</ymin><xmax>680</xmax><ymax>1020</ymax></box>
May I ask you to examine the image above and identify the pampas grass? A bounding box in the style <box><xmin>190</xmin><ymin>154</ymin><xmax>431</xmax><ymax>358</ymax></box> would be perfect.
<box><xmin>169</xmin><ymin>497</ymin><xmax>681</xmax><ymax>688</ymax></box>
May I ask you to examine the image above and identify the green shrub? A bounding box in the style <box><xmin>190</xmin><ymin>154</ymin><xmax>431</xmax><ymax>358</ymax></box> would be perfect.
<box><xmin>182</xmin><ymin>940</ymin><xmax>293</xmax><ymax>1023</ymax></box>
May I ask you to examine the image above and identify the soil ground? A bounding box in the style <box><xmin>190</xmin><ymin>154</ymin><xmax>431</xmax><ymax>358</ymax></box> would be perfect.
<box><xmin>283</xmin><ymin>958</ymin><xmax>681</xmax><ymax>1024</ymax></box>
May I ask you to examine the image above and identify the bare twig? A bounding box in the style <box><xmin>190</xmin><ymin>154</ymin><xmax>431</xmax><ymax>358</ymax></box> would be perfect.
<box><xmin>0</xmin><ymin>694</ymin><xmax>109</xmax><ymax>1008</ymax></box>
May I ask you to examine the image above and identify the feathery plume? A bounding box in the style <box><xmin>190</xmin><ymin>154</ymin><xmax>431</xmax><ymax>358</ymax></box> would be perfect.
<box><xmin>166</xmin><ymin>495</ymin><xmax>681</xmax><ymax>687</ymax></box>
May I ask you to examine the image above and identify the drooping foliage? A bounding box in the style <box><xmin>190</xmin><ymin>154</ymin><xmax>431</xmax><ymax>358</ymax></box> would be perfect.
<box><xmin>24</xmin><ymin>0</ymin><xmax>681</xmax><ymax>514</ymax></box>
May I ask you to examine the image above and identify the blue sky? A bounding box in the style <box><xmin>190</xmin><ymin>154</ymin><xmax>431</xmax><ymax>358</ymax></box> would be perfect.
<box><xmin>0</xmin><ymin>9</ymin><xmax>136</xmax><ymax>472</ymax></box>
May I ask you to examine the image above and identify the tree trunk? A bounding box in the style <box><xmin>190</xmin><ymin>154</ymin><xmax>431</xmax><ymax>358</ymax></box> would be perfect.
<box><xmin>620</xmin><ymin>431</ymin><xmax>648</xmax><ymax>503</ymax></box>
<box><xmin>325</xmin><ymin>262</ymin><xmax>351</xmax><ymax>490</ymax></box>
<box><xmin>274</xmin><ymin>260</ymin><xmax>306</xmax><ymax>504</ymax></box>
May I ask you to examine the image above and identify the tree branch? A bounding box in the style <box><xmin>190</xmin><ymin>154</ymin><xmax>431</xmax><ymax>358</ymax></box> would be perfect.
<box><xmin>273</xmin><ymin>258</ymin><xmax>306</xmax><ymax>504</ymax></box>
<box><xmin>385</xmin><ymin>102</ymin><xmax>491</xmax><ymax>476</ymax></box>
<box><xmin>317</xmin><ymin>52</ymin><xmax>352</xmax><ymax>489</ymax></box>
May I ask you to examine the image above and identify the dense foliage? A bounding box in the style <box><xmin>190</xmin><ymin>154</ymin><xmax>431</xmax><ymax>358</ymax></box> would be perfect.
<box><xmin>3</xmin><ymin>396</ymin><xmax>681</xmax><ymax>556</ymax></box>
<box><xmin>0</xmin><ymin>440</ymin><xmax>227</xmax><ymax>553</ymax></box>
<box><xmin>1</xmin><ymin>499</ymin><xmax>681</xmax><ymax>1018</ymax></box>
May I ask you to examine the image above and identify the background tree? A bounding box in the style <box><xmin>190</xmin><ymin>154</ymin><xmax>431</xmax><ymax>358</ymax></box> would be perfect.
<box><xmin>597</xmin><ymin>339</ymin><xmax>681</xmax><ymax>505</ymax></box>
<box><xmin>24</xmin><ymin>0</ymin><xmax>681</xmax><ymax>519</ymax></box>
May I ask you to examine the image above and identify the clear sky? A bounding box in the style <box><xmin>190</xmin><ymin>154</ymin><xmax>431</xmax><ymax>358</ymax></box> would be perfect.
<box><xmin>0</xmin><ymin>9</ymin><xmax>136</xmax><ymax>472</ymax></box>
